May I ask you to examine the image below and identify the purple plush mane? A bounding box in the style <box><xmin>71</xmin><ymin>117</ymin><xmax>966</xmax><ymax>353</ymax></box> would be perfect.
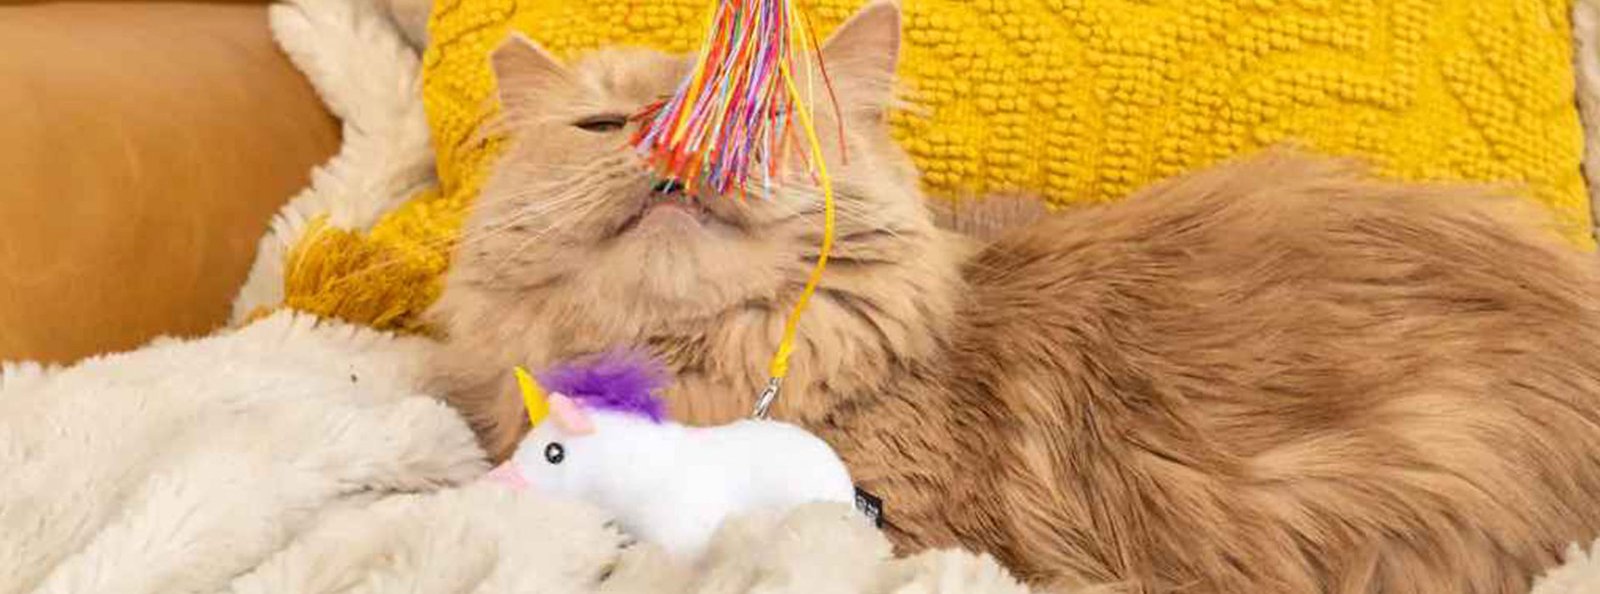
<box><xmin>537</xmin><ymin>350</ymin><xmax>671</xmax><ymax>423</ymax></box>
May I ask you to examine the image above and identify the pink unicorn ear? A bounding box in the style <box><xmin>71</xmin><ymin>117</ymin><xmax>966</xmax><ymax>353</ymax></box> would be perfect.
<box><xmin>547</xmin><ymin>392</ymin><xmax>595</xmax><ymax>435</ymax></box>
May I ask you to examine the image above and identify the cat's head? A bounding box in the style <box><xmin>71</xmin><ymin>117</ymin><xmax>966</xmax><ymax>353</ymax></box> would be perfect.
<box><xmin>453</xmin><ymin>1</ymin><xmax>928</xmax><ymax>328</ymax></box>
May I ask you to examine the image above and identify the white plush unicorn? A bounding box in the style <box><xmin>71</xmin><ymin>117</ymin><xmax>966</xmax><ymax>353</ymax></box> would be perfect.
<box><xmin>484</xmin><ymin>351</ymin><xmax>857</xmax><ymax>559</ymax></box>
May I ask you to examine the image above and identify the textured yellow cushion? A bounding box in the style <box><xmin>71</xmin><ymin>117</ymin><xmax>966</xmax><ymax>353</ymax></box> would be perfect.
<box><xmin>277</xmin><ymin>0</ymin><xmax>1594</xmax><ymax>331</ymax></box>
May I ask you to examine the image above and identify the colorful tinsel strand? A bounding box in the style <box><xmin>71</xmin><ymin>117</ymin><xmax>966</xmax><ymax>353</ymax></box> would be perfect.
<box><xmin>631</xmin><ymin>0</ymin><xmax>833</xmax><ymax>197</ymax></box>
<box><xmin>629</xmin><ymin>0</ymin><xmax>841</xmax><ymax>390</ymax></box>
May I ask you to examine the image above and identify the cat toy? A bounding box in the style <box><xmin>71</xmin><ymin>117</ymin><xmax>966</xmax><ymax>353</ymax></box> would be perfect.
<box><xmin>484</xmin><ymin>2</ymin><xmax>867</xmax><ymax>553</ymax></box>
<box><xmin>487</xmin><ymin>352</ymin><xmax>856</xmax><ymax>559</ymax></box>
<box><xmin>630</xmin><ymin>0</ymin><xmax>843</xmax><ymax>415</ymax></box>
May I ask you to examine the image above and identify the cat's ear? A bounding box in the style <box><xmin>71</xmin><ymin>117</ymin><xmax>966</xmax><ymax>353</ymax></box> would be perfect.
<box><xmin>491</xmin><ymin>33</ymin><xmax>573</xmax><ymax>112</ymax></box>
<box><xmin>818</xmin><ymin>0</ymin><xmax>902</xmax><ymax>113</ymax></box>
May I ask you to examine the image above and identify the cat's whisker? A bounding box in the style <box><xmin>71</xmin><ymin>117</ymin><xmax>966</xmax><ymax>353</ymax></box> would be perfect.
<box><xmin>294</xmin><ymin>176</ymin><xmax>906</xmax><ymax>290</ymax></box>
<box><xmin>490</xmin><ymin>198</ymin><xmax>609</xmax><ymax>274</ymax></box>
<box><xmin>480</xmin><ymin>190</ymin><xmax>598</xmax><ymax>233</ymax></box>
<box><xmin>755</xmin><ymin>194</ymin><xmax>909</xmax><ymax>244</ymax></box>
<box><xmin>275</xmin><ymin>187</ymin><xmax>605</xmax><ymax>289</ymax></box>
<box><xmin>483</xmin><ymin>169</ymin><xmax>645</xmax><ymax>273</ymax></box>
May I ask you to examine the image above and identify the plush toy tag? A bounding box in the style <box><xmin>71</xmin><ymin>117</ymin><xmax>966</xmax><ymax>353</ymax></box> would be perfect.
<box><xmin>854</xmin><ymin>486</ymin><xmax>884</xmax><ymax>528</ymax></box>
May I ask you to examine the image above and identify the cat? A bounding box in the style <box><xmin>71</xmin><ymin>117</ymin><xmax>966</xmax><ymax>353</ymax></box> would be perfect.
<box><xmin>424</xmin><ymin>2</ymin><xmax>1600</xmax><ymax>592</ymax></box>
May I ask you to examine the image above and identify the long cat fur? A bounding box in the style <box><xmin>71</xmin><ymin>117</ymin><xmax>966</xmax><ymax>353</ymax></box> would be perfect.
<box><xmin>424</xmin><ymin>3</ymin><xmax>1600</xmax><ymax>591</ymax></box>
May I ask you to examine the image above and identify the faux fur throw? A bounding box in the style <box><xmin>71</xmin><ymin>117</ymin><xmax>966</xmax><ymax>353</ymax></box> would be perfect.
<box><xmin>0</xmin><ymin>312</ymin><xmax>1031</xmax><ymax>594</ymax></box>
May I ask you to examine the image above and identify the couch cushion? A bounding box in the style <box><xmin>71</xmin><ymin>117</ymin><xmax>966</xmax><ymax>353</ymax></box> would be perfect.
<box><xmin>463</xmin><ymin>0</ymin><xmax>1590</xmax><ymax>242</ymax></box>
<box><xmin>0</xmin><ymin>2</ymin><xmax>340</xmax><ymax>363</ymax></box>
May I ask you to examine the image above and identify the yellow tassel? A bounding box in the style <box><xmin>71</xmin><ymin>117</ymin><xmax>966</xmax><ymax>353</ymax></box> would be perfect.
<box><xmin>280</xmin><ymin>215</ymin><xmax>443</xmax><ymax>333</ymax></box>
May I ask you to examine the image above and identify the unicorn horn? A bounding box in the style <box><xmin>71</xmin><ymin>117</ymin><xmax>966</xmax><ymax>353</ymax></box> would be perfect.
<box><xmin>514</xmin><ymin>366</ymin><xmax>550</xmax><ymax>427</ymax></box>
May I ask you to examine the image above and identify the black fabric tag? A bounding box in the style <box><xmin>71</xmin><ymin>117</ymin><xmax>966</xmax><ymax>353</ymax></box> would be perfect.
<box><xmin>854</xmin><ymin>486</ymin><xmax>884</xmax><ymax>528</ymax></box>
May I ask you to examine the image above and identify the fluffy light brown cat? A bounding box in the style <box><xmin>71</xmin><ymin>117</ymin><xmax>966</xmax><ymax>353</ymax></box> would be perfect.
<box><xmin>425</xmin><ymin>3</ymin><xmax>1600</xmax><ymax>592</ymax></box>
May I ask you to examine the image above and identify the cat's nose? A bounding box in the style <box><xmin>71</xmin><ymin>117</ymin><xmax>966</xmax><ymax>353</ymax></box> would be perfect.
<box><xmin>652</xmin><ymin>179</ymin><xmax>685</xmax><ymax>196</ymax></box>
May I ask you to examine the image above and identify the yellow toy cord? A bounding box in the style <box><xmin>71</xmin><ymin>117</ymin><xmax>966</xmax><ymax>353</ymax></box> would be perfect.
<box><xmin>514</xmin><ymin>5</ymin><xmax>837</xmax><ymax>421</ymax></box>
<box><xmin>512</xmin><ymin>62</ymin><xmax>834</xmax><ymax>422</ymax></box>
<box><xmin>753</xmin><ymin>56</ymin><xmax>836</xmax><ymax>416</ymax></box>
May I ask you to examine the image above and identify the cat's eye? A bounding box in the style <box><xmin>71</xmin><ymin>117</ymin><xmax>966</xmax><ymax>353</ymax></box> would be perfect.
<box><xmin>544</xmin><ymin>442</ymin><xmax>566</xmax><ymax>464</ymax></box>
<box><xmin>573</xmin><ymin>115</ymin><xmax>628</xmax><ymax>133</ymax></box>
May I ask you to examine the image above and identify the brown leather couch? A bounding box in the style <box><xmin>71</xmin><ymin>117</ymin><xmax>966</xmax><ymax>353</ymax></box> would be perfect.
<box><xmin>0</xmin><ymin>0</ymin><xmax>339</xmax><ymax>364</ymax></box>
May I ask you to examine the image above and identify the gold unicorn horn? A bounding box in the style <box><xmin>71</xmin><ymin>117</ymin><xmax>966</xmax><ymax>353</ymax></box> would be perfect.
<box><xmin>514</xmin><ymin>366</ymin><xmax>551</xmax><ymax>427</ymax></box>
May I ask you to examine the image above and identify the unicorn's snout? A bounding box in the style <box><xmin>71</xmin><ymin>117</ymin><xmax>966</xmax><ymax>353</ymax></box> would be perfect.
<box><xmin>485</xmin><ymin>461</ymin><xmax>529</xmax><ymax>490</ymax></box>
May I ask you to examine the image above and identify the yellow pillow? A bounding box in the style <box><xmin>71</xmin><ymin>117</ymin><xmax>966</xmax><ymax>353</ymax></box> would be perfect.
<box><xmin>278</xmin><ymin>0</ymin><xmax>1594</xmax><ymax>331</ymax></box>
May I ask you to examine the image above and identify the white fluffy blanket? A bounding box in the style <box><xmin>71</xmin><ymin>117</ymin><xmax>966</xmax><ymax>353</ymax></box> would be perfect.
<box><xmin>0</xmin><ymin>312</ymin><xmax>1029</xmax><ymax>594</ymax></box>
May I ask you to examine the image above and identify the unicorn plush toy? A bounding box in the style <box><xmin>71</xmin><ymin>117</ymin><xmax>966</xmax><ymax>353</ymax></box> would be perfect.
<box><xmin>484</xmin><ymin>351</ymin><xmax>857</xmax><ymax>559</ymax></box>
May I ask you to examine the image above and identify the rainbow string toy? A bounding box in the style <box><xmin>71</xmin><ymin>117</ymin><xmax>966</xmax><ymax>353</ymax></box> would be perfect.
<box><xmin>630</xmin><ymin>0</ymin><xmax>840</xmax><ymax>416</ymax></box>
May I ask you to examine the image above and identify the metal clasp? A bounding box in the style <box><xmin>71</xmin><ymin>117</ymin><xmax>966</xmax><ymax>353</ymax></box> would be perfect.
<box><xmin>751</xmin><ymin>377</ymin><xmax>782</xmax><ymax>419</ymax></box>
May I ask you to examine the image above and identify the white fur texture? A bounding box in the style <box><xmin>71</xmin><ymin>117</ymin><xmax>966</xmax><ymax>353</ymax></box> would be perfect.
<box><xmin>0</xmin><ymin>310</ymin><xmax>1032</xmax><ymax>593</ymax></box>
<box><xmin>504</xmin><ymin>411</ymin><xmax>855</xmax><ymax>558</ymax></box>
<box><xmin>0</xmin><ymin>311</ymin><xmax>529</xmax><ymax>593</ymax></box>
<box><xmin>1537</xmin><ymin>539</ymin><xmax>1600</xmax><ymax>594</ymax></box>
<box><xmin>231</xmin><ymin>0</ymin><xmax>436</xmax><ymax>323</ymax></box>
<box><xmin>380</xmin><ymin>0</ymin><xmax>432</xmax><ymax>48</ymax></box>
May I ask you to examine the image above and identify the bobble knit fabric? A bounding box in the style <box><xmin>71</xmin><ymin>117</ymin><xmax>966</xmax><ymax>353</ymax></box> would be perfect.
<box><xmin>277</xmin><ymin>0</ymin><xmax>1594</xmax><ymax>331</ymax></box>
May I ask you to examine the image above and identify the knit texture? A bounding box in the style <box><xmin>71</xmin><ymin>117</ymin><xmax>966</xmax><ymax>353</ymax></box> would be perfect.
<box><xmin>279</xmin><ymin>0</ymin><xmax>1594</xmax><ymax>331</ymax></box>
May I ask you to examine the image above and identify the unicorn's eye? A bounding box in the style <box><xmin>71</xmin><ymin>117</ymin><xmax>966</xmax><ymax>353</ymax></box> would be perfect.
<box><xmin>544</xmin><ymin>442</ymin><xmax>566</xmax><ymax>464</ymax></box>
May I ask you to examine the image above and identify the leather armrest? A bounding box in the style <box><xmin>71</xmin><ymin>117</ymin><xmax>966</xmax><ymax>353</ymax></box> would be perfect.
<box><xmin>0</xmin><ymin>2</ymin><xmax>340</xmax><ymax>363</ymax></box>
